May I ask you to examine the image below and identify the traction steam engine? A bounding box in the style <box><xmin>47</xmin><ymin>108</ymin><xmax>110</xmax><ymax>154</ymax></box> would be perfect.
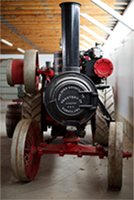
<box><xmin>6</xmin><ymin>2</ymin><xmax>132</xmax><ymax>189</ymax></box>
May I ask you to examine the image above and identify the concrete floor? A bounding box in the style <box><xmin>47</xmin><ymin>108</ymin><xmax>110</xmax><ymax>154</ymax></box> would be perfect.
<box><xmin>0</xmin><ymin>100</ymin><xmax>133</xmax><ymax>200</ymax></box>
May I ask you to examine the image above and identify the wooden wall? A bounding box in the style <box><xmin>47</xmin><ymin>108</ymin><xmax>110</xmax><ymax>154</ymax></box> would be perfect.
<box><xmin>0</xmin><ymin>60</ymin><xmax>18</xmax><ymax>100</ymax></box>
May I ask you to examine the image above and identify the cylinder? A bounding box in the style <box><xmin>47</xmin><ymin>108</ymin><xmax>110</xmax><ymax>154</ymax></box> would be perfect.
<box><xmin>60</xmin><ymin>2</ymin><xmax>81</xmax><ymax>72</ymax></box>
<box><xmin>6</xmin><ymin>104</ymin><xmax>22</xmax><ymax>138</ymax></box>
<box><xmin>6</xmin><ymin>59</ymin><xmax>24</xmax><ymax>86</ymax></box>
<box><xmin>54</xmin><ymin>51</ymin><xmax>63</xmax><ymax>75</ymax></box>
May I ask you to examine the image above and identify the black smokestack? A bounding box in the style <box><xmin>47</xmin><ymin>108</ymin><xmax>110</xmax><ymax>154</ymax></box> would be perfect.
<box><xmin>60</xmin><ymin>2</ymin><xmax>81</xmax><ymax>72</ymax></box>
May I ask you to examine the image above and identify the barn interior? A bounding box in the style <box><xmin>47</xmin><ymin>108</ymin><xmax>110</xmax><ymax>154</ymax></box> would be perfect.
<box><xmin>0</xmin><ymin>0</ymin><xmax>134</xmax><ymax>199</ymax></box>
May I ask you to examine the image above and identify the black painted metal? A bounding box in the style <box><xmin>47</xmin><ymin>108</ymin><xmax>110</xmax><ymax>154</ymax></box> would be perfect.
<box><xmin>46</xmin><ymin>61</ymin><xmax>51</xmax><ymax>69</ymax></box>
<box><xmin>60</xmin><ymin>2</ymin><xmax>81</xmax><ymax>72</ymax></box>
<box><xmin>96</xmin><ymin>85</ymin><xmax>110</xmax><ymax>90</ymax></box>
<box><xmin>44</xmin><ymin>72</ymin><xmax>98</xmax><ymax>126</ymax></box>
<box><xmin>54</xmin><ymin>51</ymin><xmax>63</xmax><ymax>76</ymax></box>
<box><xmin>97</xmin><ymin>97</ymin><xmax>115</xmax><ymax>126</ymax></box>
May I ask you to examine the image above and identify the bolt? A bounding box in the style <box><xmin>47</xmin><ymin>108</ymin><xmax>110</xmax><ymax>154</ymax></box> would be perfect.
<box><xmin>38</xmin><ymin>148</ymin><xmax>43</xmax><ymax>156</ymax></box>
<box><xmin>99</xmin><ymin>155</ymin><xmax>104</xmax><ymax>159</ymax></box>
<box><xmin>96</xmin><ymin>145</ymin><xmax>103</xmax><ymax>150</ymax></box>
<box><xmin>59</xmin><ymin>149</ymin><xmax>64</xmax><ymax>156</ymax></box>
<box><xmin>77</xmin><ymin>149</ymin><xmax>82</xmax><ymax>157</ymax></box>
<box><xmin>67</xmin><ymin>142</ymin><xmax>72</xmax><ymax>148</ymax></box>
<box><xmin>39</xmin><ymin>143</ymin><xmax>47</xmax><ymax>148</ymax></box>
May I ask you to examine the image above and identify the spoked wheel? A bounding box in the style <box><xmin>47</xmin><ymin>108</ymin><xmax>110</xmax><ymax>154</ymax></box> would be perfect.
<box><xmin>108</xmin><ymin>122</ymin><xmax>123</xmax><ymax>190</ymax></box>
<box><xmin>11</xmin><ymin>119</ymin><xmax>41</xmax><ymax>181</ymax></box>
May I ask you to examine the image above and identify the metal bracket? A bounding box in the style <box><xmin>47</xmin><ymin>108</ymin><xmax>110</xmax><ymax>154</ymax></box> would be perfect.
<box><xmin>97</xmin><ymin>97</ymin><xmax>115</xmax><ymax>126</ymax></box>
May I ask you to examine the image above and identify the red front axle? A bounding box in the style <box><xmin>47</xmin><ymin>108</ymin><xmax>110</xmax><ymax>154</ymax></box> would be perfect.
<box><xmin>38</xmin><ymin>142</ymin><xmax>107</xmax><ymax>158</ymax></box>
<box><xmin>38</xmin><ymin>141</ymin><xmax>132</xmax><ymax>159</ymax></box>
<box><xmin>37</xmin><ymin>129</ymin><xmax>132</xmax><ymax>159</ymax></box>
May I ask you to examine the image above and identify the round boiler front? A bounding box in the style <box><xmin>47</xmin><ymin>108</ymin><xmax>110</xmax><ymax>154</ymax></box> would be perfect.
<box><xmin>44</xmin><ymin>72</ymin><xmax>98</xmax><ymax>126</ymax></box>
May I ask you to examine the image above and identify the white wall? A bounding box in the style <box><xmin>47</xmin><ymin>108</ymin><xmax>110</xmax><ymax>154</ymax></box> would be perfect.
<box><xmin>105</xmin><ymin>31</ymin><xmax>134</xmax><ymax>125</ymax></box>
<box><xmin>103</xmin><ymin>1</ymin><xmax>134</xmax><ymax>141</ymax></box>
<box><xmin>0</xmin><ymin>54</ymin><xmax>54</xmax><ymax>68</ymax></box>
<box><xmin>0</xmin><ymin>60</ymin><xmax>18</xmax><ymax>100</ymax></box>
<box><xmin>39</xmin><ymin>54</ymin><xmax>54</xmax><ymax>67</ymax></box>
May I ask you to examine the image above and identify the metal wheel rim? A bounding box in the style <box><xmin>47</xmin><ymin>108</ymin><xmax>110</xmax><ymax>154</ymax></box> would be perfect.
<box><xmin>108</xmin><ymin>122</ymin><xmax>123</xmax><ymax>189</ymax></box>
<box><xmin>11</xmin><ymin>119</ymin><xmax>41</xmax><ymax>181</ymax></box>
<box><xmin>24</xmin><ymin>50</ymin><xmax>39</xmax><ymax>94</ymax></box>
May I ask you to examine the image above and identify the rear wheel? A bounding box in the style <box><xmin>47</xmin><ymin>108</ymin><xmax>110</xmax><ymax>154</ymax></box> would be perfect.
<box><xmin>95</xmin><ymin>85</ymin><xmax>114</xmax><ymax>145</ymax></box>
<box><xmin>104</xmin><ymin>86</ymin><xmax>115</xmax><ymax>119</ymax></box>
<box><xmin>22</xmin><ymin>91</ymin><xmax>41</xmax><ymax>127</ymax></box>
<box><xmin>11</xmin><ymin>119</ymin><xmax>41</xmax><ymax>181</ymax></box>
<box><xmin>108</xmin><ymin>122</ymin><xmax>123</xmax><ymax>189</ymax></box>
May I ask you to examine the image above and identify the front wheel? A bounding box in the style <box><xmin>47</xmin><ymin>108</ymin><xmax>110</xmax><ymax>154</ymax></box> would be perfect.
<box><xmin>11</xmin><ymin>119</ymin><xmax>41</xmax><ymax>181</ymax></box>
<box><xmin>108</xmin><ymin>122</ymin><xmax>123</xmax><ymax>189</ymax></box>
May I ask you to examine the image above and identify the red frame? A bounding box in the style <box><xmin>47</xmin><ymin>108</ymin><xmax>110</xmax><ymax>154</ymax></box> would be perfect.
<box><xmin>38</xmin><ymin>142</ymin><xmax>132</xmax><ymax>159</ymax></box>
<box><xmin>37</xmin><ymin>134</ymin><xmax>132</xmax><ymax>159</ymax></box>
<box><xmin>38</xmin><ymin>142</ymin><xmax>107</xmax><ymax>158</ymax></box>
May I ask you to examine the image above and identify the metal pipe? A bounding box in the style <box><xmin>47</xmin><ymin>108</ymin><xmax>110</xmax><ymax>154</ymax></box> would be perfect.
<box><xmin>60</xmin><ymin>2</ymin><xmax>81</xmax><ymax>72</ymax></box>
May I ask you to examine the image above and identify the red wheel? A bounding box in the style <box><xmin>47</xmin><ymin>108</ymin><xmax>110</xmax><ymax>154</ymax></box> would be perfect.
<box><xmin>11</xmin><ymin>119</ymin><xmax>41</xmax><ymax>181</ymax></box>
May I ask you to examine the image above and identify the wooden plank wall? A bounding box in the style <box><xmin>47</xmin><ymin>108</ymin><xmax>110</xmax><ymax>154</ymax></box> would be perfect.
<box><xmin>0</xmin><ymin>60</ymin><xmax>18</xmax><ymax>100</ymax></box>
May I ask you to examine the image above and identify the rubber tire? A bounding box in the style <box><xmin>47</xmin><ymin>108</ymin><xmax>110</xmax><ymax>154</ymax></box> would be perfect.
<box><xmin>22</xmin><ymin>91</ymin><xmax>41</xmax><ymax>127</ymax></box>
<box><xmin>95</xmin><ymin>85</ymin><xmax>114</xmax><ymax>146</ymax></box>
<box><xmin>108</xmin><ymin>122</ymin><xmax>123</xmax><ymax>189</ymax></box>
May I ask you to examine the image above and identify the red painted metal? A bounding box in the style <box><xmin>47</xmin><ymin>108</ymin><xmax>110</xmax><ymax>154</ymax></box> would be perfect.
<box><xmin>12</xmin><ymin>99</ymin><xmax>23</xmax><ymax>103</ymax></box>
<box><xmin>12</xmin><ymin>59</ymin><xmax>24</xmax><ymax>84</ymax></box>
<box><xmin>36</xmin><ymin>68</ymin><xmax>54</xmax><ymax>79</ymax></box>
<box><xmin>62</xmin><ymin>130</ymin><xmax>80</xmax><ymax>142</ymax></box>
<box><xmin>38</xmin><ymin>142</ymin><xmax>107</xmax><ymax>158</ymax></box>
<box><xmin>94</xmin><ymin>58</ymin><xmax>113</xmax><ymax>78</ymax></box>
<box><xmin>85</xmin><ymin>56</ymin><xmax>89</xmax><ymax>60</ymax></box>
<box><xmin>123</xmin><ymin>151</ymin><xmax>132</xmax><ymax>159</ymax></box>
<box><xmin>10</xmin><ymin>60</ymin><xmax>54</xmax><ymax>91</ymax></box>
<box><xmin>36</xmin><ymin>76</ymin><xmax>39</xmax><ymax>92</ymax></box>
<box><xmin>45</xmin><ymin>113</ymin><xmax>59</xmax><ymax>125</ymax></box>
<box><xmin>24</xmin><ymin>121</ymin><xmax>41</xmax><ymax>180</ymax></box>
<box><xmin>37</xmin><ymin>140</ymin><xmax>132</xmax><ymax>159</ymax></box>
<box><xmin>46</xmin><ymin>76</ymin><xmax>51</xmax><ymax>84</ymax></box>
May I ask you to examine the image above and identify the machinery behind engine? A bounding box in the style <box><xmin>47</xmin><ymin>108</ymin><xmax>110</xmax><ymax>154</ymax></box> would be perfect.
<box><xmin>79</xmin><ymin>46</ymin><xmax>113</xmax><ymax>84</ymax></box>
